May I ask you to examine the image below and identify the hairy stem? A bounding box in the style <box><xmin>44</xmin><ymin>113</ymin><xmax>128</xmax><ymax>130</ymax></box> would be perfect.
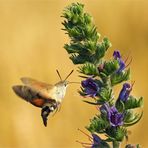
<box><xmin>113</xmin><ymin>141</ymin><xmax>120</xmax><ymax>148</ymax></box>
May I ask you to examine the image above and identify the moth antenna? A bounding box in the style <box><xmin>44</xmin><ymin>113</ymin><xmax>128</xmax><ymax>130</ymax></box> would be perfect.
<box><xmin>56</xmin><ymin>69</ymin><xmax>62</xmax><ymax>81</ymax></box>
<box><xmin>64</xmin><ymin>70</ymin><xmax>74</xmax><ymax>80</ymax></box>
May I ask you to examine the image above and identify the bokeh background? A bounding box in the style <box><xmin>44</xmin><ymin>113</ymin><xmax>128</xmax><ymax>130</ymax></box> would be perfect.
<box><xmin>0</xmin><ymin>0</ymin><xmax>147</xmax><ymax>147</ymax></box>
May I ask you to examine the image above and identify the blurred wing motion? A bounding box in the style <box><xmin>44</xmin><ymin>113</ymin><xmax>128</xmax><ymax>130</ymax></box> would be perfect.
<box><xmin>12</xmin><ymin>77</ymin><xmax>58</xmax><ymax>127</ymax></box>
<box><xmin>21</xmin><ymin>77</ymin><xmax>52</xmax><ymax>88</ymax></box>
<box><xmin>12</xmin><ymin>85</ymin><xmax>54</xmax><ymax>107</ymax></box>
<box><xmin>20</xmin><ymin>77</ymin><xmax>54</xmax><ymax>99</ymax></box>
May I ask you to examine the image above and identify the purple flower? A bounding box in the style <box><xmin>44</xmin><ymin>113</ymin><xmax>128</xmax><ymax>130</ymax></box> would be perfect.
<box><xmin>77</xmin><ymin>129</ymin><xmax>109</xmax><ymax>148</ymax></box>
<box><xmin>113</xmin><ymin>50</ymin><xmax>121</xmax><ymax>59</ymax></box>
<box><xmin>81</xmin><ymin>78</ymin><xmax>99</xmax><ymax>97</ymax></box>
<box><xmin>100</xmin><ymin>103</ymin><xmax>124</xmax><ymax>127</ymax></box>
<box><xmin>118</xmin><ymin>83</ymin><xmax>132</xmax><ymax>102</ymax></box>
<box><xmin>113</xmin><ymin>50</ymin><xmax>125</xmax><ymax>73</ymax></box>
<box><xmin>91</xmin><ymin>134</ymin><xmax>102</xmax><ymax>148</ymax></box>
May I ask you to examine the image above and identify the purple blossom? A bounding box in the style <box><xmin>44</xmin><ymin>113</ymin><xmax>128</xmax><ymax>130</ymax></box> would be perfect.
<box><xmin>113</xmin><ymin>50</ymin><xmax>121</xmax><ymax>59</ymax></box>
<box><xmin>91</xmin><ymin>134</ymin><xmax>110</xmax><ymax>148</ymax></box>
<box><xmin>81</xmin><ymin>78</ymin><xmax>99</xmax><ymax>97</ymax></box>
<box><xmin>100</xmin><ymin>103</ymin><xmax>124</xmax><ymax>127</ymax></box>
<box><xmin>77</xmin><ymin>130</ymin><xmax>109</xmax><ymax>148</ymax></box>
<box><xmin>118</xmin><ymin>83</ymin><xmax>132</xmax><ymax>102</ymax></box>
<box><xmin>113</xmin><ymin>50</ymin><xmax>125</xmax><ymax>73</ymax></box>
<box><xmin>91</xmin><ymin>134</ymin><xmax>101</xmax><ymax>148</ymax></box>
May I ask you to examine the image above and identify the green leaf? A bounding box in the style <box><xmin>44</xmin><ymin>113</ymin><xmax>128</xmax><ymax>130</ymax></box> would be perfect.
<box><xmin>111</xmin><ymin>69</ymin><xmax>130</xmax><ymax>86</ymax></box>
<box><xmin>83</xmin><ymin>40</ymin><xmax>97</xmax><ymax>54</ymax></box>
<box><xmin>64</xmin><ymin>43</ymin><xmax>80</xmax><ymax>54</ymax></box>
<box><xmin>83</xmin><ymin>100</ymin><xmax>100</xmax><ymax>105</ymax></box>
<box><xmin>124</xmin><ymin>111</ymin><xmax>143</xmax><ymax>127</ymax></box>
<box><xmin>78</xmin><ymin>63</ymin><xmax>98</xmax><ymax>76</ymax></box>
<box><xmin>124</xmin><ymin>110</ymin><xmax>134</xmax><ymax>123</ymax></box>
<box><xmin>106</xmin><ymin>127</ymin><xmax>127</xmax><ymax>142</ymax></box>
<box><xmin>125</xmin><ymin>96</ymin><xmax>143</xmax><ymax>110</ymax></box>
<box><xmin>62</xmin><ymin>3</ymin><xmax>100</xmax><ymax>43</ymax></box>
<box><xmin>103</xmin><ymin>37</ymin><xmax>112</xmax><ymax>50</ymax></box>
<box><xmin>98</xmin><ymin>87</ymin><xmax>112</xmax><ymax>103</ymax></box>
<box><xmin>116</xmin><ymin>100</ymin><xmax>125</xmax><ymax>112</ymax></box>
<box><xmin>86</xmin><ymin>25</ymin><xmax>100</xmax><ymax>42</ymax></box>
<box><xmin>99</xmin><ymin>72</ymin><xmax>108</xmax><ymax>80</ymax></box>
<box><xmin>86</xmin><ymin>115</ymin><xmax>109</xmax><ymax>133</ymax></box>
<box><xmin>101</xmin><ymin>59</ymin><xmax>119</xmax><ymax>76</ymax></box>
<box><xmin>99</xmin><ymin>141</ymin><xmax>111</xmax><ymax>148</ymax></box>
<box><xmin>62</xmin><ymin>3</ymin><xmax>84</xmax><ymax>20</ymax></box>
<box><xmin>69</xmin><ymin>54</ymin><xmax>88</xmax><ymax>64</ymax></box>
<box><xmin>78</xmin><ymin>87</ymin><xmax>86</xmax><ymax>96</ymax></box>
<box><xmin>94</xmin><ymin>38</ymin><xmax>111</xmax><ymax>62</ymax></box>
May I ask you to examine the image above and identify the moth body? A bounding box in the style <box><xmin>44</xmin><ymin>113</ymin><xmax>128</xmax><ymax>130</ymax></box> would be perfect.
<box><xmin>12</xmin><ymin>70</ymin><xmax>73</xmax><ymax>127</ymax></box>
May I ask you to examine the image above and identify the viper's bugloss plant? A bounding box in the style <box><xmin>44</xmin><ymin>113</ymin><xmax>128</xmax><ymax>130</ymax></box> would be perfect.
<box><xmin>62</xmin><ymin>3</ymin><xmax>143</xmax><ymax>148</ymax></box>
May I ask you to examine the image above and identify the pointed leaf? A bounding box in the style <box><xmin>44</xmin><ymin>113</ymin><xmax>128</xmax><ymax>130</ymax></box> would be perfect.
<box><xmin>78</xmin><ymin>63</ymin><xmax>98</xmax><ymax>76</ymax></box>
<box><xmin>111</xmin><ymin>69</ymin><xmax>130</xmax><ymax>86</ymax></box>
<box><xmin>124</xmin><ymin>111</ymin><xmax>143</xmax><ymax>127</ymax></box>
<box><xmin>125</xmin><ymin>96</ymin><xmax>143</xmax><ymax>110</ymax></box>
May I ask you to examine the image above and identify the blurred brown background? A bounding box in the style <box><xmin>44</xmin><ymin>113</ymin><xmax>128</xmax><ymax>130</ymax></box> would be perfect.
<box><xmin>0</xmin><ymin>0</ymin><xmax>147</xmax><ymax>147</ymax></box>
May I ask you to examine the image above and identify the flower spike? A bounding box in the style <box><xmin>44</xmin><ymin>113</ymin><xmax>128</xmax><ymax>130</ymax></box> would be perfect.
<box><xmin>62</xmin><ymin>3</ymin><xmax>143</xmax><ymax>148</ymax></box>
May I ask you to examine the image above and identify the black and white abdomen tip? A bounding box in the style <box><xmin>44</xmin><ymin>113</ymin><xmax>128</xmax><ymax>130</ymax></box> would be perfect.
<box><xmin>41</xmin><ymin>103</ymin><xmax>57</xmax><ymax>127</ymax></box>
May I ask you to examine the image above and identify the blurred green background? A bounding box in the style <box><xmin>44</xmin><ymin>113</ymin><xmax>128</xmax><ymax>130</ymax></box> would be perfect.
<box><xmin>0</xmin><ymin>0</ymin><xmax>147</xmax><ymax>147</ymax></box>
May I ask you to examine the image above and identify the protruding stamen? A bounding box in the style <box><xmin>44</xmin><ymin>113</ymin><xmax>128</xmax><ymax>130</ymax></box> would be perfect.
<box><xmin>78</xmin><ymin>128</ymin><xmax>92</xmax><ymax>140</ymax></box>
<box><xmin>125</xmin><ymin>57</ymin><xmax>133</xmax><ymax>68</ymax></box>
<box><xmin>76</xmin><ymin>140</ymin><xmax>91</xmax><ymax>148</ymax></box>
<box><xmin>123</xmin><ymin>53</ymin><xmax>130</xmax><ymax>63</ymax></box>
<box><xmin>128</xmin><ymin>80</ymin><xmax>135</xmax><ymax>92</ymax></box>
<box><xmin>131</xmin><ymin>81</ymin><xmax>135</xmax><ymax>88</ymax></box>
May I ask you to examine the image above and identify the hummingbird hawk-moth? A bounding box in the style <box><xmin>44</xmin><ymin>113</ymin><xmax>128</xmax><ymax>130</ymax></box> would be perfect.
<box><xmin>12</xmin><ymin>70</ymin><xmax>74</xmax><ymax>127</ymax></box>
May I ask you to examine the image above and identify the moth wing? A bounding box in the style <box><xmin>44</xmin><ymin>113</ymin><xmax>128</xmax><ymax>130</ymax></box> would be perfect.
<box><xmin>21</xmin><ymin>77</ymin><xmax>52</xmax><ymax>88</ymax></box>
<box><xmin>12</xmin><ymin>85</ymin><xmax>56</xmax><ymax>107</ymax></box>
<box><xmin>20</xmin><ymin>77</ymin><xmax>54</xmax><ymax>99</ymax></box>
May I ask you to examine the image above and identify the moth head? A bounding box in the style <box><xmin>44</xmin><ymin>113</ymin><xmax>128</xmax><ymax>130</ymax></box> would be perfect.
<box><xmin>55</xmin><ymin>70</ymin><xmax>74</xmax><ymax>87</ymax></box>
<box><xmin>55</xmin><ymin>70</ymin><xmax>79</xmax><ymax>87</ymax></box>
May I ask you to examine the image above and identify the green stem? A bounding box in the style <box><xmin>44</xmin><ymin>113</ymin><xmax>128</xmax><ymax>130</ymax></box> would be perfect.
<box><xmin>113</xmin><ymin>141</ymin><xmax>120</xmax><ymax>148</ymax></box>
<box><xmin>105</xmin><ymin>76</ymin><xmax>111</xmax><ymax>88</ymax></box>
